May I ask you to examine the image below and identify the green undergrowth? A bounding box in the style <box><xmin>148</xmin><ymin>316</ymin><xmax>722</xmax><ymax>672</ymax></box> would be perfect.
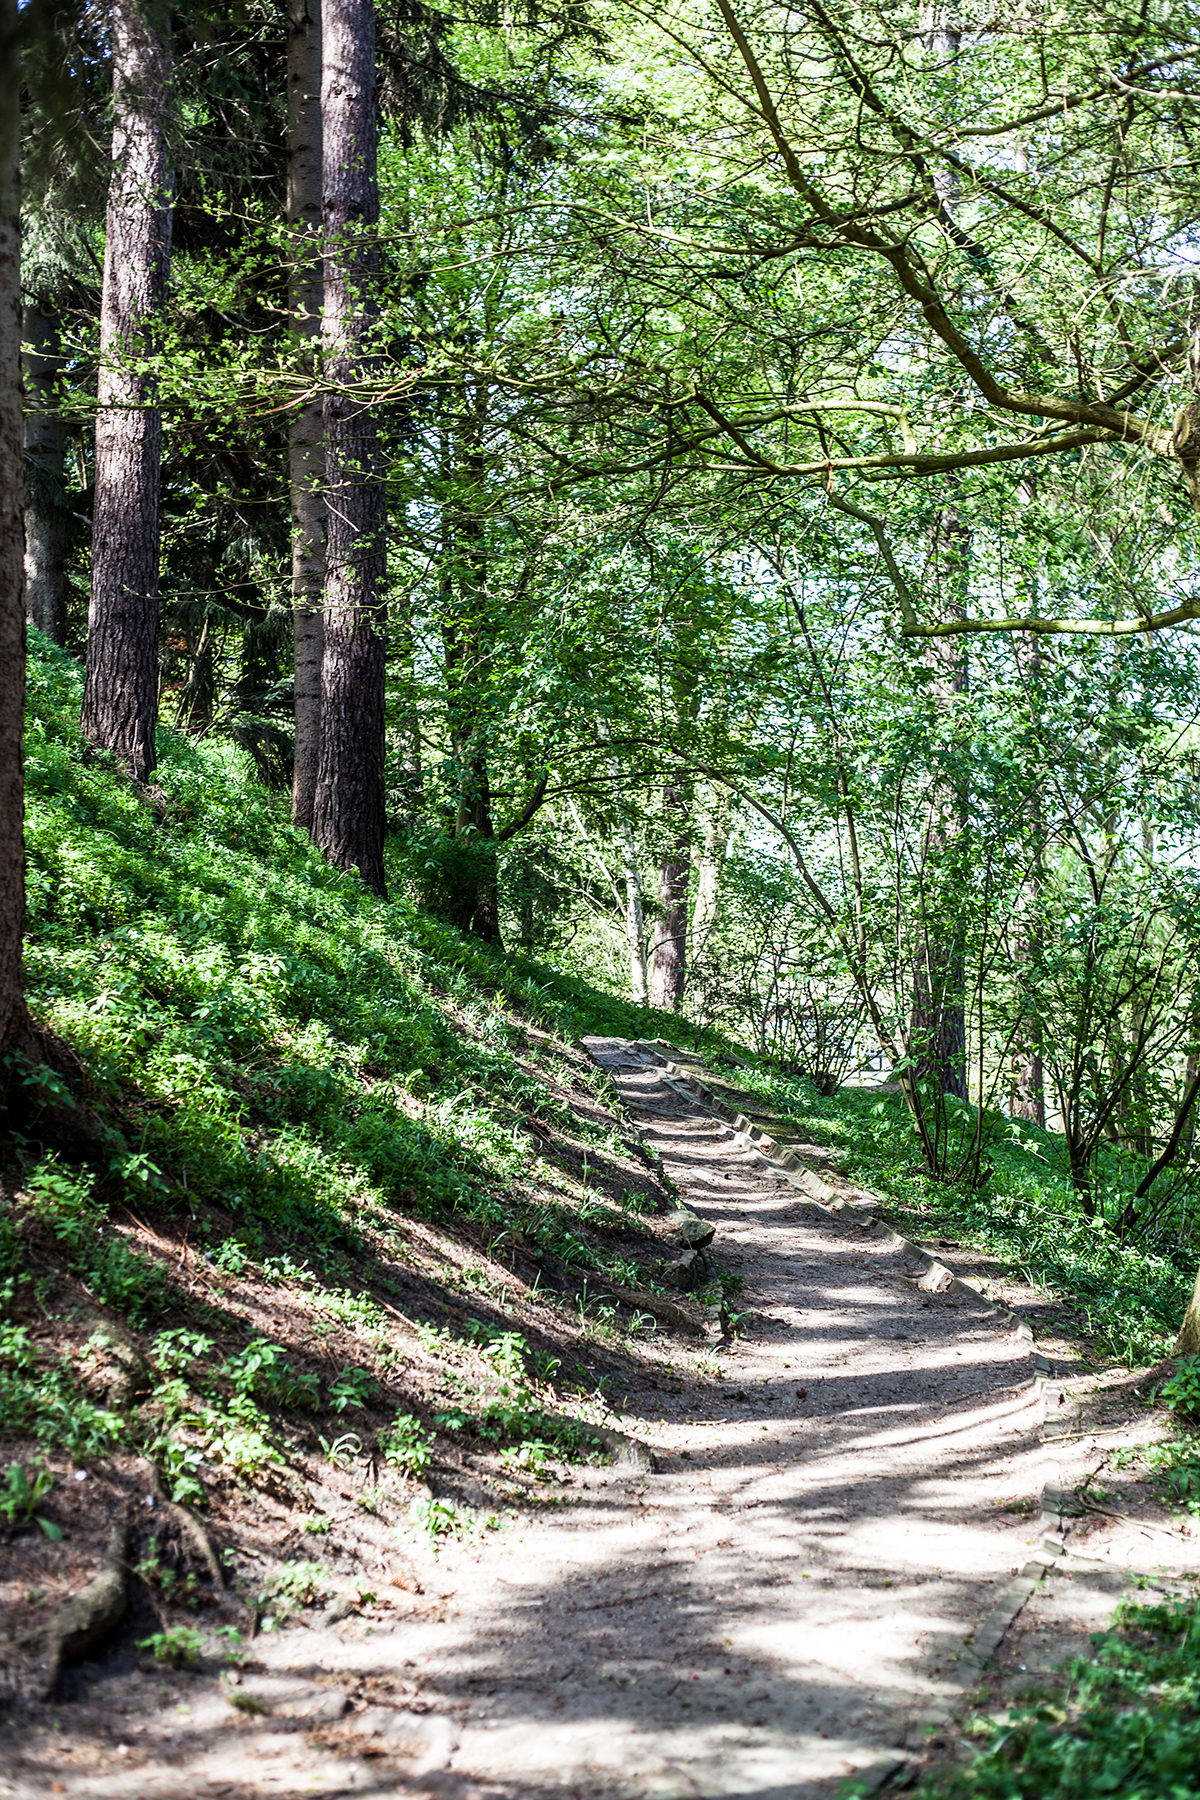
<box><xmin>737</xmin><ymin>1066</ymin><xmax>1192</xmax><ymax>1368</ymax></box>
<box><xmin>16</xmin><ymin>636</ymin><xmax>720</xmax><ymax>1259</ymax></box>
<box><xmin>3</xmin><ymin>636</ymin><xmax>738</xmax><ymax>1493</ymax></box>
<box><xmin>922</xmin><ymin>1592</ymin><xmax>1200</xmax><ymax>1800</ymax></box>
<box><xmin>19</xmin><ymin>633</ymin><xmax>728</xmax><ymax>1248</ymax></box>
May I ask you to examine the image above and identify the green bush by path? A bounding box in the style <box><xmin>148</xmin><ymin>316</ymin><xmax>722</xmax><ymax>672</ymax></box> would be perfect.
<box><xmin>928</xmin><ymin>1594</ymin><xmax>1200</xmax><ymax>1800</ymax></box>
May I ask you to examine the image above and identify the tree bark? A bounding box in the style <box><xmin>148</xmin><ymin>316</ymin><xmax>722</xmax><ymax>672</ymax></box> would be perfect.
<box><xmin>909</xmin><ymin>6</ymin><xmax>970</xmax><ymax>1102</ymax></box>
<box><xmin>0</xmin><ymin>0</ymin><xmax>30</xmax><ymax>1063</ymax></box>
<box><xmin>609</xmin><ymin>759</ymin><xmax>648</xmax><ymax>1004</ymax></box>
<box><xmin>81</xmin><ymin>0</ymin><xmax>173</xmax><ymax>783</ymax></box>
<box><xmin>393</xmin><ymin>582</ymin><xmax>423</xmax><ymax>826</ymax></box>
<box><xmin>288</xmin><ymin>0</ymin><xmax>326</xmax><ymax>831</ymax></box>
<box><xmin>648</xmin><ymin>777</ymin><xmax>691</xmax><ymax>1010</ymax></box>
<box><xmin>1176</xmin><ymin>1261</ymin><xmax>1200</xmax><ymax>1357</ymax></box>
<box><xmin>690</xmin><ymin>789</ymin><xmax>730</xmax><ymax>968</ymax></box>
<box><xmin>23</xmin><ymin>301</ymin><xmax>67</xmax><ymax>645</ymax></box>
<box><xmin>912</xmin><ymin>503</ymin><xmax>969</xmax><ymax>1101</ymax></box>
<box><xmin>312</xmin><ymin>0</ymin><xmax>387</xmax><ymax>896</ymax></box>
<box><xmin>1009</xmin><ymin>1024</ymin><xmax>1045</xmax><ymax>1125</ymax></box>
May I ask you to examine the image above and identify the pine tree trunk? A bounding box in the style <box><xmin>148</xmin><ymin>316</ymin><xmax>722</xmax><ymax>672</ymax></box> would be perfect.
<box><xmin>288</xmin><ymin>0</ymin><xmax>326</xmax><ymax>831</ymax></box>
<box><xmin>23</xmin><ymin>301</ymin><xmax>67</xmax><ymax>645</ymax></box>
<box><xmin>648</xmin><ymin>778</ymin><xmax>691</xmax><ymax>1010</ymax></box>
<box><xmin>393</xmin><ymin>583</ymin><xmax>423</xmax><ymax>825</ymax></box>
<box><xmin>312</xmin><ymin>0</ymin><xmax>387</xmax><ymax>895</ymax></box>
<box><xmin>0</xmin><ymin>0</ymin><xmax>31</xmax><ymax>1061</ymax></box>
<box><xmin>81</xmin><ymin>0</ymin><xmax>173</xmax><ymax>783</ymax></box>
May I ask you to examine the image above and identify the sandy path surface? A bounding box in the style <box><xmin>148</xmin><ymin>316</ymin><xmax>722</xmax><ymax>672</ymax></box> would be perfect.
<box><xmin>3</xmin><ymin>1047</ymin><xmax>1053</xmax><ymax>1800</ymax></box>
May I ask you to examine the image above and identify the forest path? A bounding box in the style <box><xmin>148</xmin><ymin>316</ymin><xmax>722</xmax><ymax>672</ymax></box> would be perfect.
<box><xmin>12</xmin><ymin>1046</ymin><xmax>1049</xmax><ymax>1800</ymax></box>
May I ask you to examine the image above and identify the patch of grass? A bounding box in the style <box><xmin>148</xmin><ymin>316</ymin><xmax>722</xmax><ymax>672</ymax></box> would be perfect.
<box><xmin>25</xmin><ymin>1159</ymin><xmax>168</xmax><ymax>1325</ymax></box>
<box><xmin>924</xmin><ymin>1593</ymin><xmax>1200</xmax><ymax>1800</ymax></box>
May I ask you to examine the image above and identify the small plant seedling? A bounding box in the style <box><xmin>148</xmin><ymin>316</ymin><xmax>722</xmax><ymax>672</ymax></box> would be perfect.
<box><xmin>138</xmin><ymin>1626</ymin><xmax>205</xmax><ymax>1668</ymax></box>
<box><xmin>329</xmin><ymin>1366</ymin><xmax>375</xmax><ymax>1412</ymax></box>
<box><xmin>0</xmin><ymin>1463</ymin><xmax>62</xmax><ymax>1538</ymax></box>
<box><xmin>381</xmin><ymin>1414</ymin><xmax>434</xmax><ymax>1475</ymax></box>
<box><xmin>150</xmin><ymin>1329</ymin><xmax>214</xmax><ymax>1374</ymax></box>
<box><xmin>318</xmin><ymin>1431</ymin><xmax>363</xmax><ymax>1468</ymax></box>
<box><xmin>212</xmin><ymin>1238</ymin><xmax>249</xmax><ymax>1275</ymax></box>
<box><xmin>158</xmin><ymin>1437</ymin><xmax>205</xmax><ymax>1507</ymax></box>
<box><xmin>408</xmin><ymin>1495</ymin><xmax>469</xmax><ymax>1547</ymax></box>
<box><xmin>215</xmin><ymin>1625</ymin><xmax>250</xmax><ymax>1665</ymax></box>
<box><xmin>499</xmin><ymin>1439</ymin><xmax>553</xmax><ymax>1474</ymax></box>
<box><xmin>258</xmin><ymin>1559</ymin><xmax>332</xmax><ymax>1617</ymax></box>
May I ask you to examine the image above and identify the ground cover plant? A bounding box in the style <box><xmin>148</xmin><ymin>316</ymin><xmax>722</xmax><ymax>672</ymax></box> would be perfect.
<box><xmin>0</xmin><ymin>639</ymin><xmax>738</xmax><ymax>1646</ymax></box>
<box><xmin>924</xmin><ymin>1592</ymin><xmax>1200</xmax><ymax>1800</ymax></box>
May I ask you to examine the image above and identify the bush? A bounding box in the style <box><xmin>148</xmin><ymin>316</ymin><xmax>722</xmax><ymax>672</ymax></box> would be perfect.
<box><xmin>933</xmin><ymin>1595</ymin><xmax>1200</xmax><ymax>1800</ymax></box>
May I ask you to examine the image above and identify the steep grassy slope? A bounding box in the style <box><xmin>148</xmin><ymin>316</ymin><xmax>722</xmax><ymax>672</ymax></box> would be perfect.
<box><xmin>2</xmin><ymin>638</ymin><xmax>742</xmax><ymax>1691</ymax></box>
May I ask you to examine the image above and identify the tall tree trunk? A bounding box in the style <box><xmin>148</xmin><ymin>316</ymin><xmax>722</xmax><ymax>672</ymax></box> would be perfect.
<box><xmin>393</xmin><ymin>583</ymin><xmax>423</xmax><ymax>826</ymax></box>
<box><xmin>288</xmin><ymin>0</ymin><xmax>326</xmax><ymax>831</ymax></box>
<box><xmin>648</xmin><ymin>776</ymin><xmax>691</xmax><ymax>1010</ymax></box>
<box><xmin>0</xmin><ymin>0</ymin><xmax>31</xmax><ymax>1063</ymax></box>
<box><xmin>22</xmin><ymin>301</ymin><xmax>67</xmax><ymax>645</ymax></box>
<box><xmin>912</xmin><ymin>503</ymin><xmax>969</xmax><ymax>1101</ymax></box>
<box><xmin>910</xmin><ymin>3</ymin><xmax>969</xmax><ymax>1102</ymax></box>
<box><xmin>438</xmin><ymin>426</ymin><xmax>501</xmax><ymax>940</ymax></box>
<box><xmin>1009</xmin><ymin>996</ymin><xmax>1045</xmax><ymax>1124</ymax></box>
<box><xmin>1010</xmin><ymin>632</ymin><xmax>1045</xmax><ymax>1125</ymax></box>
<box><xmin>312</xmin><ymin>0</ymin><xmax>387</xmax><ymax>896</ymax></box>
<box><xmin>609</xmin><ymin>759</ymin><xmax>648</xmax><ymax>1004</ymax></box>
<box><xmin>81</xmin><ymin>0</ymin><xmax>173</xmax><ymax>783</ymax></box>
<box><xmin>690</xmin><ymin>788</ymin><xmax>730</xmax><ymax>968</ymax></box>
<box><xmin>1177</xmin><ymin>1262</ymin><xmax>1200</xmax><ymax>1357</ymax></box>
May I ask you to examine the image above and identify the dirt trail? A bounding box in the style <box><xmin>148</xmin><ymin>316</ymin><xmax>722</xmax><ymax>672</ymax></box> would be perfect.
<box><xmin>5</xmin><ymin>1044</ymin><xmax>1064</xmax><ymax>1799</ymax></box>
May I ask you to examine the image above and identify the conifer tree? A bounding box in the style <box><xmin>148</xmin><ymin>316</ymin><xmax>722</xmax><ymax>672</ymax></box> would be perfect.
<box><xmin>81</xmin><ymin>0</ymin><xmax>172</xmax><ymax>783</ymax></box>
<box><xmin>0</xmin><ymin>0</ymin><xmax>30</xmax><ymax>1061</ymax></box>
<box><xmin>288</xmin><ymin>0</ymin><xmax>326</xmax><ymax>831</ymax></box>
<box><xmin>22</xmin><ymin>298</ymin><xmax>68</xmax><ymax>644</ymax></box>
<box><xmin>312</xmin><ymin>0</ymin><xmax>387</xmax><ymax>895</ymax></box>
